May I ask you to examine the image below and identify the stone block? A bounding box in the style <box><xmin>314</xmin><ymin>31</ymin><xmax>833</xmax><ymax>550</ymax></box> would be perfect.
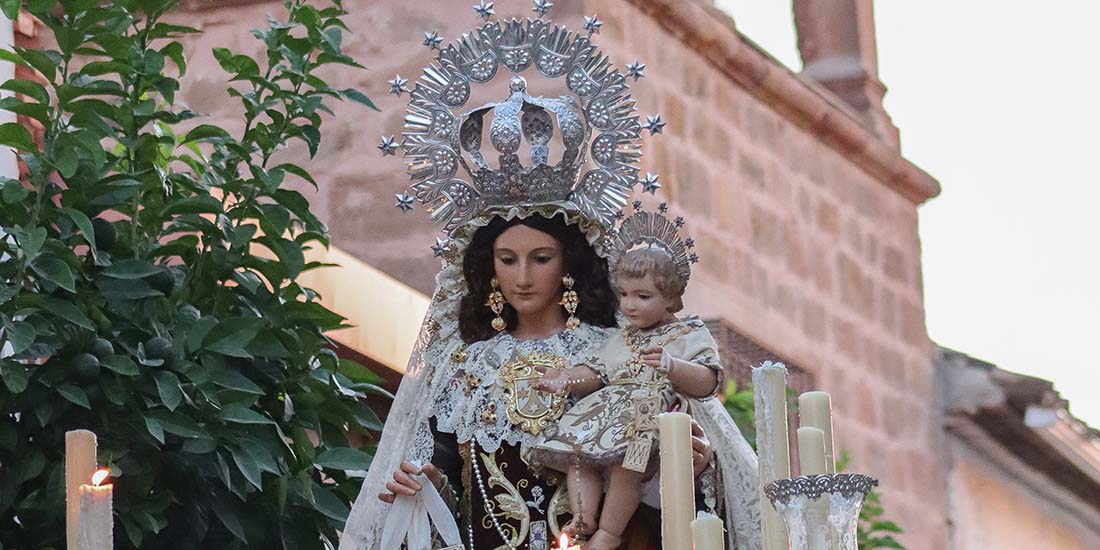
<box><xmin>750</xmin><ymin>204</ymin><xmax>781</xmax><ymax>258</ymax></box>
<box><xmin>772</xmin><ymin>282</ymin><xmax>798</xmax><ymax>325</ymax></box>
<box><xmin>883</xmin><ymin>245</ymin><xmax>908</xmax><ymax>284</ymax></box>
<box><xmin>831</xmin><ymin>315</ymin><xmax>858</xmax><ymax>360</ymax></box>
<box><xmin>662</xmin><ymin>93</ymin><xmax>687</xmax><ymax>136</ymax></box>
<box><xmin>801</xmin><ymin>299</ymin><xmax>827</xmax><ymax>342</ymax></box>
<box><xmin>808</xmin><ymin>241</ymin><xmax>833</xmax><ymax>293</ymax></box>
<box><xmin>836</xmin><ymin>252</ymin><xmax>875</xmax><ymax>319</ymax></box>
<box><xmin>782</xmin><ymin>220</ymin><xmax>809</xmax><ymax>279</ymax></box>
<box><xmin>877</xmin><ymin>285</ymin><xmax>897</xmax><ymax>335</ymax></box>
<box><xmin>898</xmin><ymin>299</ymin><xmax>928</xmax><ymax>349</ymax></box>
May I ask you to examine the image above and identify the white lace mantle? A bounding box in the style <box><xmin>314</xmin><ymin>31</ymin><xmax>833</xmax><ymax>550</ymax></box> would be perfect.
<box><xmin>429</xmin><ymin>325</ymin><xmax>608</xmax><ymax>454</ymax></box>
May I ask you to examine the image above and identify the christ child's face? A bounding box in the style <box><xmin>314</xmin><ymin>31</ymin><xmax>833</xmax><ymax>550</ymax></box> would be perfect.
<box><xmin>493</xmin><ymin>224</ymin><xmax>566</xmax><ymax>320</ymax></box>
<box><xmin>616</xmin><ymin>274</ymin><xmax>675</xmax><ymax>330</ymax></box>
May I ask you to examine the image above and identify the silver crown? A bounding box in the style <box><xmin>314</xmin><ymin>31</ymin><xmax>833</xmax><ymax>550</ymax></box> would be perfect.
<box><xmin>609</xmin><ymin>203</ymin><xmax>697</xmax><ymax>285</ymax></box>
<box><xmin>385</xmin><ymin>5</ymin><xmax>659</xmax><ymax>237</ymax></box>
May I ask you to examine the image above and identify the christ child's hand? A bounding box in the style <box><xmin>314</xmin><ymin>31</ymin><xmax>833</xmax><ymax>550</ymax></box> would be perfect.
<box><xmin>640</xmin><ymin>346</ymin><xmax>673</xmax><ymax>375</ymax></box>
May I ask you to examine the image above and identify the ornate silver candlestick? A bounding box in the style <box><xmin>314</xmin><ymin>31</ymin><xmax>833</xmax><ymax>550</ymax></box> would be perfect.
<box><xmin>764</xmin><ymin>473</ymin><xmax>878</xmax><ymax>550</ymax></box>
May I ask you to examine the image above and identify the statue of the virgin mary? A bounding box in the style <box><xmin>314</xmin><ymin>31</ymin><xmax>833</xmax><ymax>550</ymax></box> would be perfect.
<box><xmin>340</xmin><ymin>4</ymin><xmax>761</xmax><ymax>549</ymax></box>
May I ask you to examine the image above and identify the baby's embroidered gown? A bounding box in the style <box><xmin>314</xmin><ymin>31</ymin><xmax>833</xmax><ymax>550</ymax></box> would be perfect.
<box><xmin>526</xmin><ymin>317</ymin><xmax>723</xmax><ymax>472</ymax></box>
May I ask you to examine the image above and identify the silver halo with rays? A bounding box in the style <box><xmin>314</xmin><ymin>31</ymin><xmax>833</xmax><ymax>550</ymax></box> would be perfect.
<box><xmin>608</xmin><ymin>204</ymin><xmax>697</xmax><ymax>285</ymax></box>
<box><xmin>387</xmin><ymin>10</ymin><xmax>652</xmax><ymax>238</ymax></box>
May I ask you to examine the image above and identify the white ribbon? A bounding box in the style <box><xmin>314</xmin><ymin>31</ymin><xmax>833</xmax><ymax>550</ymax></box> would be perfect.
<box><xmin>379</xmin><ymin>473</ymin><xmax>462</xmax><ymax>550</ymax></box>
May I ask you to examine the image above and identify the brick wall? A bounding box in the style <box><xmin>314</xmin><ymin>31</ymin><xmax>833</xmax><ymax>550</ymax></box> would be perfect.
<box><xmin>166</xmin><ymin>0</ymin><xmax>945</xmax><ymax>546</ymax></box>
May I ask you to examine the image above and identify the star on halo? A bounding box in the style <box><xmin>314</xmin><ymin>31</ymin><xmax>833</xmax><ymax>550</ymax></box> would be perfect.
<box><xmin>432</xmin><ymin>237</ymin><xmax>451</xmax><ymax>258</ymax></box>
<box><xmin>423</xmin><ymin>31</ymin><xmax>444</xmax><ymax>50</ymax></box>
<box><xmin>689</xmin><ymin>252</ymin><xmax>700</xmax><ymax>264</ymax></box>
<box><xmin>625</xmin><ymin>60</ymin><xmax>646</xmax><ymax>81</ymax></box>
<box><xmin>377</xmin><ymin>135</ymin><xmax>399</xmax><ymax>156</ymax></box>
<box><xmin>684</xmin><ymin>238</ymin><xmax>696</xmax><ymax>249</ymax></box>
<box><xmin>674</xmin><ymin>216</ymin><xmax>685</xmax><ymax>227</ymax></box>
<box><xmin>632</xmin><ymin>200</ymin><xmax>643</xmax><ymax>210</ymax></box>
<box><xmin>394</xmin><ymin>193</ymin><xmax>415</xmax><ymax>212</ymax></box>
<box><xmin>658</xmin><ymin>202</ymin><xmax>669</xmax><ymax>214</ymax></box>
<box><xmin>388</xmin><ymin>75</ymin><xmax>408</xmax><ymax>96</ymax></box>
<box><xmin>613</xmin><ymin>210</ymin><xmax>625</xmax><ymax>221</ymax></box>
<box><xmin>640</xmin><ymin>173</ymin><xmax>661</xmax><ymax>195</ymax></box>
<box><xmin>533</xmin><ymin>0</ymin><xmax>554</xmax><ymax>17</ymax></box>
<box><xmin>584</xmin><ymin>15</ymin><xmax>603</xmax><ymax>35</ymax></box>
<box><xmin>474</xmin><ymin>1</ymin><xmax>495</xmax><ymax>20</ymax></box>
<box><xmin>644</xmin><ymin>114</ymin><xmax>666</xmax><ymax>135</ymax></box>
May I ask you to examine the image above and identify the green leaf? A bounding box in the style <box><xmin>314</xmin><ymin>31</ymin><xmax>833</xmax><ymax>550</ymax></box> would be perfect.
<box><xmin>220</xmin><ymin>405</ymin><xmax>273</xmax><ymax>425</ymax></box>
<box><xmin>102</xmin><ymin>259</ymin><xmax>162</xmax><ymax>279</ymax></box>
<box><xmin>182</xmin><ymin>123</ymin><xmax>231</xmax><ymax>143</ymax></box>
<box><xmin>5</xmin><ymin>320</ymin><xmax>35</xmax><ymax>354</ymax></box>
<box><xmin>209</xmin><ymin>368</ymin><xmax>263</xmax><ymax>395</ymax></box>
<box><xmin>1</xmin><ymin>360</ymin><xmax>29</xmax><ymax>393</ymax></box>
<box><xmin>340</xmin><ymin>88</ymin><xmax>377</xmax><ymax>110</ymax></box>
<box><xmin>42</xmin><ymin>297</ymin><xmax>95</xmax><ymax>330</ymax></box>
<box><xmin>163</xmin><ymin>195</ymin><xmax>222</xmax><ymax>216</ymax></box>
<box><xmin>310</xmin><ymin>482</ymin><xmax>350</xmax><ymax>522</ymax></box>
<box><xmin>100</xmin><ymin>355</ymin><xmax>139</xmax><ymax>376</ymax></box>
<box><xmin>0</xmin><ymin>78</ymin><xmax>49</xmax><ymax>104</ymax></box>
<box><xmin>204</xmin><ymin>317</ymin><xmax>264</xmax><ymax>357</ymax></box>
<box><xmin>146</xmin><ymin>409</ymin><xmax>207</xmax><ymax>438</ymax></box>
<box><xmin>229</xmin><ymin>444</ymin><xmax>263</xmax><ymax>490</ymax></box>
<box><xmin>154</xmin><ymin>370</ymin><xmax>183</xmax><ymax>411</ymax></box>
<box><xmin>186</xmin><ymin>317</ymin><xmax>218</xmax><ymax>354</ymax></box>
<box><xmin>57</xmin><ymin>385</ymin><xmax>91</xmax><ymax>409</ymax></box>
<box><xmin>145</xmin><ymin>416</ymin><xmax>165</xmax><ymax>444</ymax></box>
<box><xmin>2</xmin><ymin>178</ymin><xmax>29</xmax><ymax>203</ymax></box>
<box><xmin>212</xmin><ymin>497</ymin><xmax>248</xmax><ymax>543</ymax></box>
<box><xmin>18</xmin><ymin>49</ymin><xmax>57</xmax><ymax>83</ymax></box>
<box><xmin>53</xmin><ymin>147</ymin><xmax>78</xmax><ymax>178</ymax></box>
<box><xmin>0</xmin><ymin>121</ymin><xmax>36</xmax><ymax>150</ymax></box>
<box><xmin>337</xmin><ymin>359</ymin><xmax>384</xmax><ymax>385</ymax></box>
<box><xmin>13</xmin><ymin>225</ymin><xmax>46</xmax><ymax>261</ymax></box>
<box><xmin>31</xmin><ymin>254</ymin><xmax>77</xmax><ymax>293</ymax></box>
<box><xmin>59</xmin><ymin>208</ymin><xmax>97</xmax><ymax>257</ymax></box>
<box><xmin>314</xmin><ymin>447</ymin><xmax>372</xmax><ymax>471</ymax></box>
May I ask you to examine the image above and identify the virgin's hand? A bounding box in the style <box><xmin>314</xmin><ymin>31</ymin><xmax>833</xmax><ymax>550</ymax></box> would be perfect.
<box><xmin>690</xmin><ymin>420</ymin><xmax>713</xmax><ymax>478</ymax></box>
<box><xmin>378</xmin><ymin>462</ymin><xmax>442</xmax><ymax>503</ymax></box>
<box><xmin>534</xmin><ymin>365</ymin><xmax>569</xmax><ymax>393</ymax></box>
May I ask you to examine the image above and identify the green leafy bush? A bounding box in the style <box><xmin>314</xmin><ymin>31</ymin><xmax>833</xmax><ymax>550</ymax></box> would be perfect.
<box><xmin>0</xmin><ymin>1</ymin><xmax>382</xmax><ymax>547</ymax></box>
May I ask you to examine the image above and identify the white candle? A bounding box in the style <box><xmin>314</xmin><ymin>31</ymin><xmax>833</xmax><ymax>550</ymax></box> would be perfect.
<box><xmin>659</xmin><ymin>411</ymin><xmax>695</xmax><ymax>550</ymax></box>
<box><xmin>692</xmin><ymin>512</ymin><xmax>725</xmax><ymax>550</ymax></box>
<box><xmin>797</xmin><ymin>427</ymin><xmax>828</xmax><ymax>476</ymax></box>
<box><xmin>752</xmin><ymin>364</ymin><xmax>790</xmax><ymax>550</ymax></box>
<box><xmin>77</xmin><ymin>469</ymin><xmax>112</xmax><ymax>550</ymax></box>
<box><xmin>798</xmin><ymin>391</ymin><xmax>836</xmax><ymax>473</ymax></box>
<box><xmin>66</xmin><ymin>430</ymin><xmax>97</xmax><ymax>550</ymax></box>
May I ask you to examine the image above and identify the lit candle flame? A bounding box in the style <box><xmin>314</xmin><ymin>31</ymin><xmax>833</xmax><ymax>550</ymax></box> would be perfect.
<box><xmin>91</xmin><ymin>468</ymin><xmax>110</xmax><ymax>486</ymax></box>
<box><xmin>558</xmin><ymin>533</ymin><xmax>570</xmax><ymax>549</ymax></box>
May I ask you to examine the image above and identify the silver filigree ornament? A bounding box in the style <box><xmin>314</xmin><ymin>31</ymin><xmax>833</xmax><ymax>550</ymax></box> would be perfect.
<box><xmin>431</xmin><ymin>237</ymin><xmax>451</xmax><ymax>258</ymax></box>
<box><xmin>395</xmin><ymin>193</ymin><xmax>415</xmax><ymax>212</ymax></box>
<box><xmin>423</xmin><ymin>30</ymin><xmax>444</xmax><ymax>50</ymax></box>
<box><xmin>763</xmin><ymin>474</ymin><xmax>878</xmax><ymax>506</ymax></box>
<box><xmin>388</xmin><ymin>14</ymin><xmax>648</xmax><ymax>237</ymax></box>
<box><xmin>388</xmin><ymin>75</ymin><xmax>409</xmax><ymax>96</ymax></box>
<box><xmin>474</xmin><ymin>1</ymin><xmax>495</xmax><ymax>20</ymax></box>
<box><xmin>644</xmin><ymin>114</ymin><xmax>666</xmax><ymax>135</ymax></box>
<box><xmin>625</xmin><ymin>60</ymin><xmax>646</xmax><ymax>81</ymax></box>
<box><xmin>609</xmin><ymin>207</ymin><xmax>697</xmax><ymax>285</ymax></box>
<box><xmin>378</xmin><ymin>135</ymin><xmax>399</xmax><ymax>156</ymax></box>
<box><xmin>584</xmin><ymin>15</ymin><xmax>602</xmax><ymax>36</ymax></box>
<box><xmin>640</xmin><ymin>172</ymin><xmax>661</xmax><ymax>195</ymax></box>
<box><xmin>532</xmin><ymin>0</ymin><xmax>553</xmax><ymax>17</ymax></box>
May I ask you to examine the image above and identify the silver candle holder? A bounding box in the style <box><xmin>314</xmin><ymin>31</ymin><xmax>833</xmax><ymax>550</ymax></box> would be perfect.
<box><xmin>764</xmin><ymin>473</ymin><xmax>878</xmax><ymax>550</ymax></box>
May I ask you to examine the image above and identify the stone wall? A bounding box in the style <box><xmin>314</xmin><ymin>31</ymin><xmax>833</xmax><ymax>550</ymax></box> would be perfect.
<box><xmin>167</xmin><ymin>0</ymin><xmax>944</xmax><ymax>547</ymax></box>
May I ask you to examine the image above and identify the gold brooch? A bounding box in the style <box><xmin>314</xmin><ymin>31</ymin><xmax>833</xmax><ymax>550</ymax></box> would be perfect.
<box><xmin>498</xmin><ymin>351</ymin><xmax>568</xmax><ymax>435</ymax></box>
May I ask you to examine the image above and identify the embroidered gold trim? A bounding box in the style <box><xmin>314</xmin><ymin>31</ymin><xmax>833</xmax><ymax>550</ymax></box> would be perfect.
<box><xmin>479</xmin><ymin>451</ymin><xmax>530</xmax><ymax>549</ymax></box>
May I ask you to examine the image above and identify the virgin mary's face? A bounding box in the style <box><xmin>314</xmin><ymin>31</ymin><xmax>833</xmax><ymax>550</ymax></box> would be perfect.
<box><xmin>493</xmin><ymin>224</ymin><xmax>566</xmax><ymax>320</ymax></box>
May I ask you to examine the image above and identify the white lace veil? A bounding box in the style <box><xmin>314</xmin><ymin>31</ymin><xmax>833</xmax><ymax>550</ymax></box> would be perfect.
<box><xmin>339</xmin><ymin>206</ymin><xmax>763</xmax><ymax>550</ymax></box>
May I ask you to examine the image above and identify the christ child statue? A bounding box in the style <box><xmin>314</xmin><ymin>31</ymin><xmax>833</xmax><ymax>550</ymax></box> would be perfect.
<box><xmin>526</xmin><ymin>236</ymin><xmax>723</xmax><ymax>550</ymax></box>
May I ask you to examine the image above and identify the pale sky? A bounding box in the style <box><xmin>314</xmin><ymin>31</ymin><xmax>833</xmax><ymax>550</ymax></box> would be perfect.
<box><xmin>719</xmin><ymin>1</ymin><xmax>1100</xmax><ymax>428</ymax></box>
